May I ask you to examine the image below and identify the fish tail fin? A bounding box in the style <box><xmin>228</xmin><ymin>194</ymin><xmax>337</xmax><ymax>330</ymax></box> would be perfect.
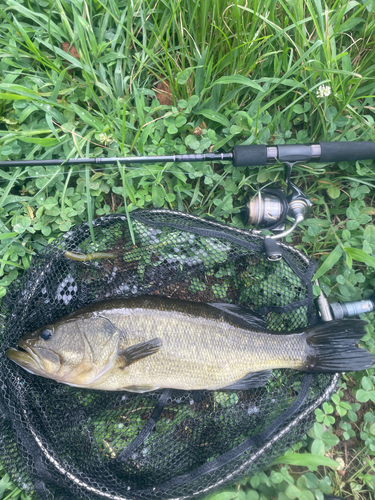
<box><xmin>305</xmin><ymin>319</ymin><xmax>375</xmax><ymax>373</ymax></box>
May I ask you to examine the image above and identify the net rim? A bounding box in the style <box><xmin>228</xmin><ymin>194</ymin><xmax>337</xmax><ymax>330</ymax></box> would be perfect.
<box><xmin>1</xmin><ymin>210</ymin><xmax>336</xmax><ymax>500</ymax></box>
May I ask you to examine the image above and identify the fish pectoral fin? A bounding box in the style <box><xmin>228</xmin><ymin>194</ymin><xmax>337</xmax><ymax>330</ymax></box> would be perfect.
<box><xmin>220</xmin><ymin>370</ymin><xmax>272</xmax><ymax>390</ymax></box>
<box><xmin>119</xmin><ymin>338</ymin><xmax>163</xmax><ymax>366</ymax></box>
<box><xmin>118</xmin><ymin>384</ymin><xmax>160</xmax><ymax>393</ymax></box>
<box><xmin>207</xmin><ymin>303</ymin><xmax>267</xmax><ymax>331</ymax></box>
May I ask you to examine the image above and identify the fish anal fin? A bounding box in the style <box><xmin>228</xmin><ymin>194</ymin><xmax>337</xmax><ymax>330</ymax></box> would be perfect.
<box><xmin>220</xmin><ymin>370</ymin><xmax>272</xmax><ymax>390</ymax></box>
<box><xmin>119</xmin><ymin>338</ymin><xmax>163</xmax><ymax>367</ymax></box>
<box><xmin>119</xmin><ymin>384</ymin><xmax>160</xmax><ymax>393</ymax></box>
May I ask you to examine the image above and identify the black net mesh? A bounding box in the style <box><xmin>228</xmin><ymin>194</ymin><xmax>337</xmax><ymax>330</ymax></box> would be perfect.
<box><xmin>0</xmin><ymin>210</ymin><xmax>338</xmax><ymax>500</ymax></box>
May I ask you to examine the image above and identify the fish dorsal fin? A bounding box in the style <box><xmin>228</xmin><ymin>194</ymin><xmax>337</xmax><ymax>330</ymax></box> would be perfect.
<box><xmin>119</xmin><ymin>338</ymin><xmax>163</xmax><ymax>367</ymax></box>
<box><xmin>208</xmin><ymin>303</ymin><xmax>267</xmax><ymax>331</ymax></box>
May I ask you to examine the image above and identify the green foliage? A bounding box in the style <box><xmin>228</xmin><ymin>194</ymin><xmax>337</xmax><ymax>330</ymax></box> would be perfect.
<box><xmin>315</xmin><ymin>403</ymin><xmax>335</xmax><ymax>427</ymax></box>
<box><xmin>206</xmin><ymin>468</ymin><xmax>333</xmax><ymax>500</ymax></box>
<box><xmin>356</xmin><ymin>375</ymin><xmax>375</xmax><ymax>403</ymax></box>
<box><xmin>360</xmin><ymin>412</ymin><xmax>375</xmax><ymax>454</ymax></box>
<box><xmin>0</xmin><ymin>465</ymin><xmax>32</xmax><ymax>500</ymax></box>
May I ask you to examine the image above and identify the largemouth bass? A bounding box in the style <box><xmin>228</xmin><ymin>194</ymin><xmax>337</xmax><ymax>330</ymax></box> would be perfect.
<box><xmin>7</xmin><ymin>296</ymin><xmax>374</xmax><ymax>392</ymax></box>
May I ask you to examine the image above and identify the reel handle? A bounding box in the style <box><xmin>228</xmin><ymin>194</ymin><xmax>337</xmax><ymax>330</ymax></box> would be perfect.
<box><xmin>233</xmin><ymin>141</ymin><xmax>375</xmax><ymax>167</ymax></box>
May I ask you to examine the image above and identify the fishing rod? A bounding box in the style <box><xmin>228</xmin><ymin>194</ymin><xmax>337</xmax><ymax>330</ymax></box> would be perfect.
<box><xmin>1</xmin><ymin>140</ymin><xmax>375</xmax><ymax>247</ymax></box>
<box><xmin>1</xmin><ymin>140</ymin><xmax>375</xmax><ymax>168</ymax></box>
<box><xmin>2</xmin><ymin>140</ymin><xmax>375</xmax><ymax>323</ymax></box>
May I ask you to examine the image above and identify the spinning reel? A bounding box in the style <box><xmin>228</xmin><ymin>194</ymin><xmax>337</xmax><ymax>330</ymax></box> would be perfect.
<box><xmin>240</xmin><ymin>156</ymin><xmax>312</xmax><ymax>262</ymax></box>
<box><xmin>2</xmin><ymin>140</ymin><xmax>375</xmax><ymax>315</ymax></box>
<box><xmin>241</xmin><ymin>165</ymin><xmax>312</xmax><ymax>238</ymax></box>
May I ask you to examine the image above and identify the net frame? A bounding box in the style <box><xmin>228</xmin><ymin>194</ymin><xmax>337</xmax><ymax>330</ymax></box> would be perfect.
<box><xmin>0</xmin><ymin>210</ymin><xmax>338</xmax><ymax>500</ymax></box>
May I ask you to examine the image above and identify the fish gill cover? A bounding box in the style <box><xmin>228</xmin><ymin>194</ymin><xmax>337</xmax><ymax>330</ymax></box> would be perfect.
<box><xmin>0</xmin><ymin>210</ymin><xmax>338</xmax><ymax>500</ymax></box>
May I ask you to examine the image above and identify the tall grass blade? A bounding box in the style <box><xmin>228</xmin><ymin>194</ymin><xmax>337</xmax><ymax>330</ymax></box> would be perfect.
<box><xmin>85</xmin><ymin>165</ymin><xmax>96</xmax><ymax>244</ymax></box>
<box><xmin>117</xmin><ymin>161</ymin><xmax>135</xmax><ymax>245</ymax></box>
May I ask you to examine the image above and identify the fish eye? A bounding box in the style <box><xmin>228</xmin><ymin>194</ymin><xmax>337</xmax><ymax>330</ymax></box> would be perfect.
<box><xmin>40</xmin><ymin>328</ymin><xmax>53</xmax><ymax>340</ymax></box>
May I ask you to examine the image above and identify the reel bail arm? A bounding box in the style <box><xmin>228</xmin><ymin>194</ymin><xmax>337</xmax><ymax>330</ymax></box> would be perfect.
<box><xmin>268</xmin><ymin>161</ymin><xmax>312</xmax><ymax>241</ymax></box>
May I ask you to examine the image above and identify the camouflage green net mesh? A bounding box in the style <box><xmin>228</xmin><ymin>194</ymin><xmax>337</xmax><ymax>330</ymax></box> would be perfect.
<box><xmin>0</xmin><ymin>210</ymin><xmax>338</xmax><ymax>500</ymax></box>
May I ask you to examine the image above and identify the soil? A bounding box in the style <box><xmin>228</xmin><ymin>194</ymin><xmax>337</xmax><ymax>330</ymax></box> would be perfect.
<box><xmin>155</xmin><ymin>80</ymin><xmax>173</xmax><ymax>105</ymax></box>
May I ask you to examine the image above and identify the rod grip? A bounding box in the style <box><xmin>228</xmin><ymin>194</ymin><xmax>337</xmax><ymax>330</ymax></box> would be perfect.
<box><xmin>233</xmin><ymin>145</ymin><xmax>268</xmax><ymax>167</ymax></box>
<box><xmin>319</xmin><ymin>141</ymin><xmax>375</xmax><ymax>163</ymax></box>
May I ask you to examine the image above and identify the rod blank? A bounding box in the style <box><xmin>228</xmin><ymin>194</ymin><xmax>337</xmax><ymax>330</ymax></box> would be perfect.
<box><xmin>0</xmin><ymin>153</ymin><xmax>233</xmax><ymax>168</ymax></box>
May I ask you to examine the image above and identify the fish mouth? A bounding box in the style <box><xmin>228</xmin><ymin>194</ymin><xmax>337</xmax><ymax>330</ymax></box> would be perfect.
<box><xmin>7</xmin><ymin>345</ymin><xmax>44</xmax><ymax>374</ymax></box>
<box><xmin>7</xmin><ymin>340</ymin><xmax>60</xmax><ymax>376</ymax></box>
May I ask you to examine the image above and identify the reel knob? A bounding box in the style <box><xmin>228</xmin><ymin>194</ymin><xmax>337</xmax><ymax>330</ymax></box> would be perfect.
<box><xmin>288</xmin><ymin>198</ymin><xmax>311</xmax><ymax>219</ymax></box>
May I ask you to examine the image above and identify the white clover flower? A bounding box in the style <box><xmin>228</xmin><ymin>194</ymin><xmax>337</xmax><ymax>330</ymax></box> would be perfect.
<box><xmin>316</xmin><ymin>84</ymin><xmax>331</xmax><ymax>98</ymax></box>
<box><xmin>99</xmin><ymin>133</ymin><xmax>113</xmax><ymax>146</ymax></box>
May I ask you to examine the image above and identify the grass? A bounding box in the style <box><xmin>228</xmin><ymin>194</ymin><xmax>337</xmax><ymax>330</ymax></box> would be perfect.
<box><xmin>0</xmin><ymin>0</ymin><xmax>375</xmax><ymax>498</ymax></box>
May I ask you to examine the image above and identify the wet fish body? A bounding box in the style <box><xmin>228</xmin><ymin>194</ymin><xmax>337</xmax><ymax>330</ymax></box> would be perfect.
<box><xmin>7</xmin><ymin>296</ymin><xmax>374</xmax><ymax>392</ymax></box>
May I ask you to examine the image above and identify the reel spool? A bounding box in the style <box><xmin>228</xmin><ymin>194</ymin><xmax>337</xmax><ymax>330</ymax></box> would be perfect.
<box><xmin>241</xmin><ymin>180</ymin><xmax>312</xmax><ymax>235</ymax></box>
<box><xmin>241</xmin><ymin>189</ymin><xmax>288</xmax><ymax>231</ymax></box>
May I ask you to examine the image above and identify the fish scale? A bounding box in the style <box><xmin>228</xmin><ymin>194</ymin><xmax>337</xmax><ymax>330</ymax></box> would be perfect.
<box><xmin>7</xmin><ymin>296</ymin><xmax>374</xmax><ymax>392</ymax></box>
<box><xmin>120</xmin><ymin>312</ymin><xmax>261</xmax><ymax>390</ymax></box>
